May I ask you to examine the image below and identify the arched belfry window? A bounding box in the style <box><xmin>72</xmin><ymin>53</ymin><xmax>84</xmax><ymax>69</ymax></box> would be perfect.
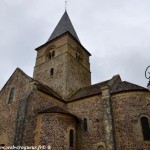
<box><xmin>75</xmin><ymin>48</ymin><xmax>83</xmax><ymax>62</ymax></box>
<box><xmin>48</xmin><ymin>49</ymin><xmax>55</xmax><ymax>60</ymax></box>
<box><xmin>69</xmin><ymin>129</ymin><xmax>74</xmax><ymax>147</ymax></box>
<box><xmin>8</xmin><ymin>87</ymin><xmax>15</xmax><ymax>104</ymax></box>
<box><xmin>83</xmin><ymin>118</ymin><xmax>88</xmax><ymax>132</ymax></box>
<box><xmin>76</xmin><ymin>52</ymin><xmax>81</xmax><ymax>61</ymax></box>
<box><xmin>52</xmin><ymin>51</ymin><xmax>55</xmax><ymax>58</ymax></box>
<box><xmin>45</xmin><ymin>45</ymin><xmax>56</xmax><ymax>61</ymax></box>
<box><xmin>49</xmin><ymin>51</ymin><xmax>52</xmax><ymax>59</ymax></box>
<box><xmin>141</xmin><ymin>116</ymin><xmax>150</xmax><ymax>141</ymax></box>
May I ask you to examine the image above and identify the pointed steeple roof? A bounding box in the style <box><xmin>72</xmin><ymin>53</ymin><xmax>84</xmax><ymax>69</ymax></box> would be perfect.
<box><xmin>47</xmin><ymin>11</ymin><xmax>80</xmax><ymax>43</ymax></box>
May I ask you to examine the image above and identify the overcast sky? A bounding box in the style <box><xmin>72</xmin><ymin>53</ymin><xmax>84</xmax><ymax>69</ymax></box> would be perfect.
<box><xmin>0</xmin><ymin>0</ymin><xmax>150</xmax><ymax>90</ymax></box>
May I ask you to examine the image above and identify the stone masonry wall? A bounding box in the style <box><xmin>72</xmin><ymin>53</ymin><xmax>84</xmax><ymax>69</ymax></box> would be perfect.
<box><xmin>65</xmin><ymin>53</ymin><xmax>91</xmax><ymax>97</ymax></box>
<box><xmin>67</xmin><ymin>34</ymin><xmax>90</xmax><ymax>70</ymax></box>
<box><xmin>34</xmin><ymin>36</ymin><xmax>68</xmax><ymax>98</ymax></box>
<box><xmin>34</xmin><ymin>33</ymin><xmax>91</xmax><ymax>99</ymax></box>
<box><xmin>34</xmin><ymin>113</ymin><xmax>76</xmax><ymax>150</ymax></box>
<box><xmin>22</xmin><ymin>90</ymin><xmax>65</xmax><ymax>146</ymax></box>
<box><xmin>111</xmin><ymin>91</ymin><xmax>150</xmax><ymax>150</ymax></box>
<box><xmin>0</xmin><ymin>69</ymin><xmax>32</xmax><ymax>146</ymax></box>
<box><xmin>67</xmin><ymin>95</ymin><xmax>107</xmax><ymax>150</ymax></box>
<box><xmin>34</xmin><ymin>51</ymin><xmax>67</xmax><ymax>97</ymax></box>
<box><xmin>101</xmin><ymin>86</ymin><xmax>115</xmax><ymax>150</ymax></box>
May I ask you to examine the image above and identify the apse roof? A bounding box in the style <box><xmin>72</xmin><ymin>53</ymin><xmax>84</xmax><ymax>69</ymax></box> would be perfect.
<box><xmin>47</xmin><ymin>11</ymin><xmax>80</xmax><ymax>43</ymax></box>
<box><xmin>39</xmin><ymin>106</ymin><xmax>79</xmax><ymax>120</ymax></box>
<box><xmin>110</xmin><ymin>81</ymin><xmax>148</xmax><ymax>94</ymax></box>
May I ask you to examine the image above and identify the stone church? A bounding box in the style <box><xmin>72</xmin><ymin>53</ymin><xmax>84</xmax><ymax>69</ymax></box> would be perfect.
<box><xmin>0</xmin><ymin>11</ymin><xmax>150</xmax><ymax>150</ymax></box>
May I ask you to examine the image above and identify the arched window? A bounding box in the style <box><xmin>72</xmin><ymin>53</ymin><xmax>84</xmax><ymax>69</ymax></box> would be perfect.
<box><xmin>69</xmin><ymin>129</ymin><xmax>74</xmax><ymax>147</ymax></box>
<box><xmin>49</xmin><ymin>51</ymin><xmax>52</xmax><ymax>59</ymax></box>
<box><xmin>52</xmin><ymin>51</ymin><xmax>55</xmax><ymax>58</ymax></box>
<box><xmin>97</xmin><ymin>145</ymin><xmax>105</xmax><ymax>150</ymax></box>
<box><xmin>83</xmin><ymin>118</ymin><xmax>88</xmax><ymax>132</ymax></box>
<box><xmin>76</xmin><ymin>52</ymin><xmax>80</xmax><ymax>60</ymax></box>
<box><xmin>50</xmin><ymin>68</ymin><xmax>54</xmax><ymax>76</ymax></box>
<box><xmin>48</xmin><ymin>50</ymin><xmax>55</xmax><ymax>60</ymax></box>
<box><xmin>141</xmin><ymin>117</ymin><xmax>150</xmax><ymax>141</ymax></box>
<box><xmin>8</xmin><ymin>87</ymin><xmax>15</xmax><ymax>104</ymax></box>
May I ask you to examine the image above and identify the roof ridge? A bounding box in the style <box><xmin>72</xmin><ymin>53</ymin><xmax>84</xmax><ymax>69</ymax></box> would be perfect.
<box><xmin>35</xmin><ymin>80</ymin><xmax>63</xmax><ymax>100</ymax></box>
<box><xmin>111</xmin><ymin>80</ymin><xmax>148</xmax><ymax>94</ymax></box>
<box><xmin>91</xmin><ymin>80</ymin><xmax>110</xmax><ymax>86</ymax></box>
<box><xmin>16</xmin><ymin>67</ymin><xmax>33</xmax><ymax>80</ymax></box>
<box><xmin>122</xmin><ymin>81</ymin><xmax>147</xmax><ymax>89</ymax></box>
<box><xmin>0</xmin><ymin>68</ymin><xmax>33</xmax><ymax>92</ymax></box>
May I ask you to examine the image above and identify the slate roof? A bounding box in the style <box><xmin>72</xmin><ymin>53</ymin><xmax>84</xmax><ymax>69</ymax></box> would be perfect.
<box><xmin>34</xmin><ymin>79</ymin><xmax>149</xmax><ymax>100</ymax></box>
<box><xmin>47</xmin><ymin>11</ymin><xmax>80</xmax><ymax>43</ymax></box>
<box><xmin>69</xmin><ymin>75</ymin><xmax>149</xmax><ymax>100</ymax></box>
<box><xmin>69</xmin><ymin>80</ymin><xmax>110</xmax><ymax>101</ymax></box>
<box><xmin>111</xmin><ymin>81</ymin><xmax>148</xmax><ymax>94</ymax></box>
<box><xmin>39</xmin><ymin>106</ymin><xmax>78</xmax><ymax>119</ymax></box>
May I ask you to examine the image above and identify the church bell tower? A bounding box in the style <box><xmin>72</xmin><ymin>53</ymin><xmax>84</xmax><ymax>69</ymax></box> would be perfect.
<box><xmin>33</xmin><ymin>11</ymin><xmax>91</xmax><ymax>99</ymax></box>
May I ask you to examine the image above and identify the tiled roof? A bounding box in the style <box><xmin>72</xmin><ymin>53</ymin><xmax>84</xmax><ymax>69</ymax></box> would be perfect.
<box><xmin>111</xmin><ymin>81</ymin><xmax>148</xmax><ymax>94</ymax></box>
<box><xmin>69</xmin><ymin>80</ymin><xmax>110</xmax><ymax>100</ymax></box>
<box><xmin>47</xmin><ymin>11</ymin><xmax>80</xmax><ymax>43</ymax></box>
<box><xmin>39</xmin><ymin>106</ymin><xmax>78</xmax><ymax>119</ymax></box>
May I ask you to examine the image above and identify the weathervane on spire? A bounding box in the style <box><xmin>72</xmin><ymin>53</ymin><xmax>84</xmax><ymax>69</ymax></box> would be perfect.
<box><xmin>65</xmin><ymin>0</ymin><xmax>68</xmax><ymax>11</ymax></box>
<box><xmin>145</xmin><ymin>66</ymin><xmax>150</xmax><ymax>91</ymax></box>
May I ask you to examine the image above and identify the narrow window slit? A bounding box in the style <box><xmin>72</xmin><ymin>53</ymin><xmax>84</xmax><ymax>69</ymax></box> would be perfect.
<box><xmin>8</xmin><ymin>87</ymin><xmax>15</xmax><ymax>104</ymax></box>
<box><xmin>69</xmin><ymin>129</ymin><xmax>74</xmax><ymax>147</ymax></box>
<box><xmin>50</xmin><ymin>68</ymin><xmax>54</xmax><ymax>76</ymax></box>
<box><xmin>83</xmin><ymin>118</ymin><xmax>88</xmax><ymax>132</ymax></box>
<box><xmin>141</xmin><ymin>117</ymin><xmax>150</xmax><ymax>141</ymax></box>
